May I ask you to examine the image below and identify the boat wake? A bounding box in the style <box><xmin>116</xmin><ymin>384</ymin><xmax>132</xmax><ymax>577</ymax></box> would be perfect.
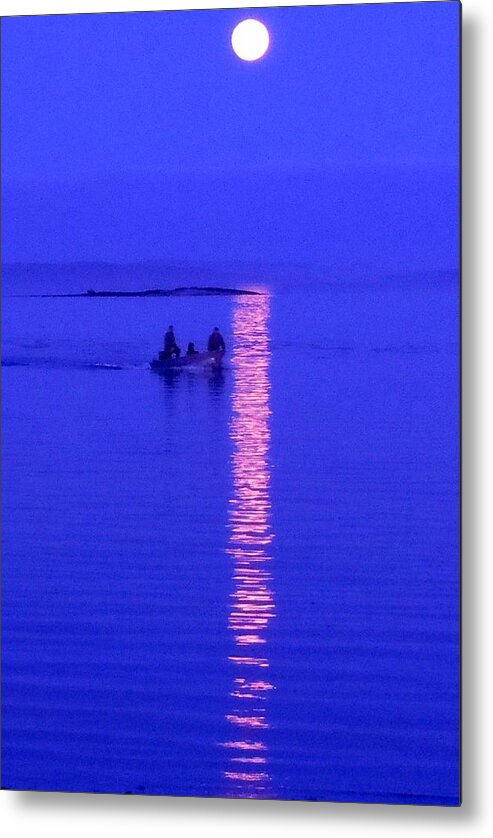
<box><xmin>2</xmin><ymin>357</ymin><xmax>148</xmax><ymax>371</ymax></box>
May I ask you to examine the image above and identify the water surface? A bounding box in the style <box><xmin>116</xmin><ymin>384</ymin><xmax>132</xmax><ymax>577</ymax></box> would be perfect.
<box><xmin>2</xmin><ymin>266</ymin><xmax>459</xmax><ymax>804</ymax></box>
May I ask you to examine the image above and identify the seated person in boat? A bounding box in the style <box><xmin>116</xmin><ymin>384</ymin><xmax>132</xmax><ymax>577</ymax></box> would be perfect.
<box><xmin>186</xmin><ymin>342</ymin><xmax>198</xmax><ymax>357</ymax></box>
<box><xmin>163</xmin><ymin>325</ymin><xmax>181</xmax><ymax>358</ymax></box>
<box><xmin>207</xmin><ymin>327</ymin><xmax>226</xmax><ymax>353</ymax></box>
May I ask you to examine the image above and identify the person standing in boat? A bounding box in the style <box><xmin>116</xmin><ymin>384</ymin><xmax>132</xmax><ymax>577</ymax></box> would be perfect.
<box><xmin>207</xmin><ymin>327</ymin><xmax>226</xmax><ymax>353</ymax></box>
<box><xmin>164</xmin><ymin>325</ymin><xmax>181</xmax><ymax>358</ymax></box>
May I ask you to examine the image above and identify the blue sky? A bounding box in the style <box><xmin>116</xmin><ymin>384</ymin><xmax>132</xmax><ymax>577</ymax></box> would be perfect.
<box><xmin>2</xmin><ymin>3</ymin><xmax>460</xmax><ymax>267</ymax></box>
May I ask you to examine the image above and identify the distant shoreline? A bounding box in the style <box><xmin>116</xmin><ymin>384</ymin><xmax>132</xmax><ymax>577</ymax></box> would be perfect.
<box><xmin>21</xmin><ymin>286</ymin><xmax>262</xmax><ymax>299</ymax></box>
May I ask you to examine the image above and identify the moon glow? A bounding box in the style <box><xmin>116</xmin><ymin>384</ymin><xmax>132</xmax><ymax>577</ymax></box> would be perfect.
<box><xmin>231</xmin><ymin>19</ymin><xmax>270</xmax><ymax>62</ymax></box>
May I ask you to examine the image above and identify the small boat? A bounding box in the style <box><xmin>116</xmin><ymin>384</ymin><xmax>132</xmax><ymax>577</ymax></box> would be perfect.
<box><xmin>150</xmin><ymin>349</ymin><xmax>225</xmax><ymax>371</ymax></box>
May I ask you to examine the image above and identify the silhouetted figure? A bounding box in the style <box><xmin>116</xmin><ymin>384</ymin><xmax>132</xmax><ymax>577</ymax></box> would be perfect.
<box><xmin>208</xmin><ymin>327</ymin><xmax>226</xmax><ymax>353</ymax></box>
<box><xmin>186</xmin><ymin>341</ymin><xmax>198</xmax><ymax>356</ymax></box>
<box><xmin>164</xmin><ymin>325</ymin><xmax>180</xmax><ymax>359</ymax></box>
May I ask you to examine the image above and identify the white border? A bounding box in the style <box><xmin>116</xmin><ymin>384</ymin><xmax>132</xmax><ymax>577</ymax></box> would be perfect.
<box><xmin>0</xmin><ymin>0</ymin><xmax>457</xmax><ymax>16</ymax></box>
<box><xmin>2</xmin><ymin>1</ymin><xmax>493</xmax><ymax>837</ymax></box>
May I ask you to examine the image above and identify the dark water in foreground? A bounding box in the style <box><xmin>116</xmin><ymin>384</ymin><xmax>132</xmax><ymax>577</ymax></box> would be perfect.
<box><xmin>2</xmin><ymin>268</ymin><xmax>459</xmax><ymax>804</ymax></box>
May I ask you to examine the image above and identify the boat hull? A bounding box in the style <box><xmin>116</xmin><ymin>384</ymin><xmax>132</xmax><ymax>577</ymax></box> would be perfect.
<box><xmin>150</xmin><ymin>350</ymin><xmax>225</xmax><ymax>371</ymax></box>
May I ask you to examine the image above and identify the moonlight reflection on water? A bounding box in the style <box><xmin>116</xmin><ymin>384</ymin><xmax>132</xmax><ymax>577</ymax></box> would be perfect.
<box><xmin>221</xmin><ymin>293</ymin><xmax>276</xmax><ymax>798</ymax></box>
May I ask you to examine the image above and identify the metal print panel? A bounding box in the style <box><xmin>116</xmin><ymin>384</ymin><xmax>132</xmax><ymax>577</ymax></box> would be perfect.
<box><xmin>1</xmin><ymin>2</ymin><xmax>460</xmax><ymax>805</ymax></box>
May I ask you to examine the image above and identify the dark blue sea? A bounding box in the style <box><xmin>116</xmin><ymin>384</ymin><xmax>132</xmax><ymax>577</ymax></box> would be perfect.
<box><xmin>2</xmin><ymin>264</ymin><xmax>460</xmax><ymax>805</ymax></box>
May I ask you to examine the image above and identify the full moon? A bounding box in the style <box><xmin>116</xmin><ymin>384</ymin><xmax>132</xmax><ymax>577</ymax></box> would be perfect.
<box><xmin>231</xmin><ymin>19</ymin><xmax>270</xmax><ymax>62</ymax></box>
